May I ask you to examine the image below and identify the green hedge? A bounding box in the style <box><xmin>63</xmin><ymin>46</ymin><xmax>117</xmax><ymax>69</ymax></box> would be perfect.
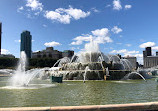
<box><xmin>0</xmin><ymin>58</ymin><xmax>58</xmax><ymax>69</ymax></box>
<box><xmin>0</xmin><ymin>58</ymin><xmax>18</xmax><ymax>69</ymax></box>
<box><xmin>29</xmin><ymin>58</ymin><xmax>58</xmax><ymax>68</ymax></box>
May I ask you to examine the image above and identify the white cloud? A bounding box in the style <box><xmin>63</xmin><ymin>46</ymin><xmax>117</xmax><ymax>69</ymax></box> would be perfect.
<box><xmin>119</xmin><ymin>35</ymin><xmax>123</xmax><ymax>38</ymax></box>
<box><xmin>110</xmin><ymin>49</ymin><xmax>127</xmax><ymax>54</ymax></box>
<box><xmin>110</xmin><ymin>49</ymin><xmax>139</xmax><ymax>55</ymax></box>
<box><xmin>71</xmin><ymin>47</ymin><xmax>76</xmax><ymax>50</ymax></box>
<box><xmin>19</xmin><ymin>2</ymin><xmax>90</xmax><ymax>23</ymax></box>
<box><xmin>126</xmin><ymin>44</ymin><xmax>131</xmax><ymax>47</ymax></box>
<box><xmin>71</xmin><ymin>28</ymin><xmax>113</xmax><ymax>45</ymax></box>
<box><xmin>117</xmin><ymin>43</ymin><xmax>122</xmax><ymax>45</ymax></box>
<box><xmin>74</xmin><ymin>35</ymin><xmax>92</xmax><ymax>41</ymax></box>
<box><xmin>128</xmin><ymin>50</ymin><xmax>139</xmax><ymax>54</ymax></box>
<box><xmin>153</xmin><ymin>46</ymin><xmax>158</xmax><ymax>50</ymax></box>
<box><xmin>95</xmin><ymin>36</ymin><xmax>112</xmax><ymax>44</ymax></box>
<box><xmin>43</xmin><ymin>24</ymin><xmax>47</xmax><ymax>28</ymax></box>
<box><xmin>71</xmin><ymin>40</ymin><xmax>83</xmax><ymax>45</ymax></box>
<box><xmin>64</xmin><ymin>7</ymin><xmax>90</xmax><ymax>20</ymax></box>
<box><xmin>134</xmin><ymin>54</ymin><xmax>143</xmax><ymax>58</ymax></box>
<box><xmin>17</xmin><ymin>6</ymin><xmax>24</xmax><ymax>12</ymax></box>
<box><xmin>70</xmin><ymin>35</ymin><xmax>92</xmax><ymax>45</ymax></box>
<box><xmin>71</xmin><ymin>47</ymin><xmax>80</xmax><ymax>50</ymax></box>
<box><xmin>91</xmin><ymin>8</ymin><xmax>99</xmax><ymax>13</ymax></box>
<box><xmin>111</xmin><ymin>26</ymin><xmax>122</xmax><ymax>34</ymax></box>
<box><xmin>137</xmin><ymin>57</ymin><xmax>143</xmax><ymax>64</ymax></box>
<box><xmin>92</xmin><ymin>28</ymin><xmax>109</xmax><ymax>37</ymax></box>
<box><xmin>44</xmin><ymin>6</ymin><xmax>90</xmax><ymax>24</ymax></box>
<box><xmin>26</xmin><ymin>13</ymin><xmax>34</xmax><ymax>19</ymax></box>
<box><xmin>113</xmin><ymin>0</ymin><xmax>122</xmax><ymax>10</ymax></box>
<box><xmin>1</xmin><ymin>49</ymin><xmax>10</xmax><ymax>54</ymax></box>
<box><xmin>106</xmin><ymin>4</ymin><xmax>111</xmax><ymax>8</ymax></box>
<box><xmin>124</xmin><ymin>54</ymin><xmax>141</xmax><ymax>58</ymax></box>
<box><xmin>34</xmin><ymin>12</ymin><xmax>40</xmax><ymax>15</ymax></box>
<box><xmin>125</xmin><ymin>5</ymin><xmax>132</xmax><ymax>9</ymax></box>
<box><xmin>26</xmin><ymin>0</ymin><xmax>43</xmax><ymax>11</ymax></box>
<box><xmin>92</xmin><ymin>28</ymin><xmax>112</xmax><ymax>44</ymax></box>
<box><xmin>110</xmin><ymin>49</ymin><xmax>142</xmax><ymax>63</ymax></box>
<box><xmin>14</xmin><ymin>40</ymin><xmax>21</xmax><ymax>43</ymax></box>
<box><xmin>45</xmin><ymin>11</ymin><xmax>71</xmax><ymax>24</ymax></box>
<box><xmin>92</xmin><ymin>28</ymin><xmax>113</xmax><ymax>43</ymax></box>
<box><xmin>19</xmin><ymin>6</ymin><xmax>24</xmax><ymax>10</ymax></box>
<box><xmin>139</xmin><ymin>42</ymin><xmax>156</xmax><ymax>48</ymax></box>
<box><xmin>17</xmin><ymin>0</ymin><xmax>43</xmax><ymax>18</ymax></box>
<box><xmin>44</xmin><ymin>41</ymin><xmax>61</xmax><ymax>47</ymax></box>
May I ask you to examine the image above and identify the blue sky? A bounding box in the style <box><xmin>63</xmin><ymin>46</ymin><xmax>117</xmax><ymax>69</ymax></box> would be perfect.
<box><xmin>0</xmin><ymin>0</ymin><xmax>158</xmax><ymax>64</ymax></box>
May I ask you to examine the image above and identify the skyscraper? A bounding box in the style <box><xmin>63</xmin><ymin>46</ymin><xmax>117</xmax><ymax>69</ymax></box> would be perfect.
<box><xmin>145</xmin><ymin>47</ymin><xmax>151</xmax><ymax>56</ymax></box>
<box><xmin>0</xmin><ymin>22</ymin><xmax>2</xmax><ymax>55</ymax></box>
<box><xmin>20</xmin><ymin>30</ymin><xmax>32</xmax><ymax>58</ymax></box>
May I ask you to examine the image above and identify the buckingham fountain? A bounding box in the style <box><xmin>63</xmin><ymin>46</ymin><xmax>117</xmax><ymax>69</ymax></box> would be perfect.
<box><xmin>49</xmin><ymin>41</ymin><xmax>151</xmax><ymax>81</ymax></box>
<box><xmin>3</xmin><ymin>40</ymin><xmax>152</xmax><ymax>88</ymax></box>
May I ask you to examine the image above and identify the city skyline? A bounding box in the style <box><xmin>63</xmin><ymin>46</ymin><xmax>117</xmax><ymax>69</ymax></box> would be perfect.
<box><xmin>0</xmin><ymin>0</ymin><xmax>158</xmax><ymax>64</ymax></box>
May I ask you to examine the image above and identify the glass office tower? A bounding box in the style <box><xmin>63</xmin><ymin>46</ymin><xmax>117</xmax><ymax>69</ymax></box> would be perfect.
<box><xmin>20</xmin><ymin>30</ymin><xmax>32</xmax><ymax>58</ymax></box>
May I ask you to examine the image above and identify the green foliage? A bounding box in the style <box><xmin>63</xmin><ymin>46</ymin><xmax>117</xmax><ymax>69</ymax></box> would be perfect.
<box><xmin>0</xmin><ymin>58</ymin><xmax>58</xmax><ymax>69</ymax></box>
<box><xmin>29</xmin><ymin>58</ymin><xmax>58</xmax><ymax>68</ymax></box>
<box><xmin>0</xmin><ymin>58</ymin><xmax>18</xmax><ymax>69</ymax></box>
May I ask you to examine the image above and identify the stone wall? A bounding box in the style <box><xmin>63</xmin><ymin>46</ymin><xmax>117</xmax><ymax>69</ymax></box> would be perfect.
<box><xmin>1</xmin><ymin>102</ymin><xmax>158</xmax><ymax>111</ymax></box>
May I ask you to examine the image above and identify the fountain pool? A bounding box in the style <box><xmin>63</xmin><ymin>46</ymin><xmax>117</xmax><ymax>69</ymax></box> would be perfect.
<box><xmin>0</xmin><ymin>77</ymin><xmax>158</xmax><ymax>107</ymax></box>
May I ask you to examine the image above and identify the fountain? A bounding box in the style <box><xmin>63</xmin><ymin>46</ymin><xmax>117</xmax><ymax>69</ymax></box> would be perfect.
<box><xmin>48</xmin><ymin>40</ymin><xmax>150</xmax><ymax>81</ymax></box>
<box><xmin>83</xmin><ymin>66</ymin><xmax>90</xmax><ymax>83</ymax></box>
<box><xmin>8</xmin><ymin>51</ymin><xmax>46</xmax><ymax>87</ymax></box>
<box><xmin>122</xmin><ymin>72</ymin><xmax>146</xmax><ymax>81</ymax></box>
<box><xmin>6</xmin><ymin>42</ymin><xmax>150</xmax><ymax>85</ymax></box>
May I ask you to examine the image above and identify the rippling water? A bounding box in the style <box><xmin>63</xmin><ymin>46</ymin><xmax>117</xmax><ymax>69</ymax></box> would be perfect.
<box><xmin>0</xmin><ymin>77</ymin><xmax>158</xmax><ymax>107</ymax></box>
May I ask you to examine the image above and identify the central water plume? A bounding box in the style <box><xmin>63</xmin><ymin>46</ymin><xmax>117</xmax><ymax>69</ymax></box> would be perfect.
<box><xmin>77</xmin><ymin>41</ymin><xmax>101</xmax><ymax>63</ymax></box>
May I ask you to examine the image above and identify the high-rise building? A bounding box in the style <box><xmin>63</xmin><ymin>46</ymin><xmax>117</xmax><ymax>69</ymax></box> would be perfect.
<box><xmin>143</xmin><ymin>51</ymin><xmax>147</xmax><ymax>57</ymax></box>
<box><xmin>62</xmin><ymin>50</ymin><xmax>74</xmax><ymax>58</ymax></box>
<box><xmin>32</xmin><ymin>47</ymin><xmax>62</xmax><ymax>59</ymax></box>
<box><xmin>20</xmin><ymin>30</ymin><xmax>32</xmax><ymax>58</ymax></box>
<box><xmin>145</xmin><ymin>47</ymin><xmax>151</xmax><ymax>56</ymax></box>
<box><xmin>122</xmin><ymin>56</ymin><xmax>137</xmax><ymax>69</ymax></box>
<box><xmin>156</xmin><ymin>52</ymin><xmax>158</xmax><ymax>56</ymax></box>
<box><xmin>0</xmin><ymin>22</ymin><xmax>2</xmax><ymax>55</ymax></box>
<box><xmin>143</xmin><ymin>47</ymin><xmax>158</xmax><ymax>68</ymax></box>
<box><xmin>32</xmin><ymin>47</ymin><xmax>74</xmax><ymax>59</ymax></box>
